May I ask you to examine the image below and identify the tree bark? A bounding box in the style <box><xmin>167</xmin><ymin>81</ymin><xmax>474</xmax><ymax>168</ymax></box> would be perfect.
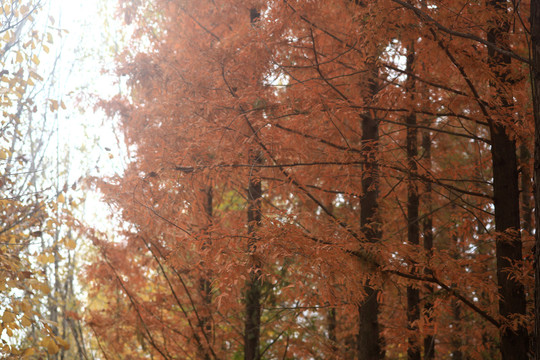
<box><xmin>328</xmin><ymin>307</ymin><xmax>337</xmax><ymax>354</ymax></box>
<box><xmin>451</xmin><ymin>298</ymin><xmax>463</xmax><ymax>360</ymax></box>
<box><xmin>405</xmin><ymin>44</ymin><xmax>421</xmax><ymax>360</ymax></box>
<box><xmin>487</xmin><ymin>1</ymin><xmax>528</xmax><ymax>358</ymax></box>
<box><xmin>520</xmin><ymin>145</ymin><xmax>533</xmax><ymax>236</ymax></box>
<box><xmin>200</xmin><ymin>187</ymin><xmax>213</xmax><ymax>360</ymax></box>
<box><xmin>422</xmin><ymin>128</ymin><xmax>435</xmax><ymax>360</ymax></box>
<box><xmin>357</xmin><ymin>61</ymin><xmax>384</xmax><ymax>360</ymax></box>
<box><xmin>244</xmin><ymin>9</ymin><xmax>263</xmax><ymax>360</ymax></box>
<box><xmin>244</xmin><ymin>149</ymin><xmax>263</xmax><ymax>360</ymax></box>
<box><xmin>531</xmin><ymin>1</ymin><xmax>540</xmax><ymax>358</ymax></box>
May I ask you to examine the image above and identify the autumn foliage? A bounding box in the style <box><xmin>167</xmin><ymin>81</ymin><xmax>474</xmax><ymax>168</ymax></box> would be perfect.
<box><xmin>86</xmin><ymin>0</ymin><xmax>535</xmax><ymax>359</ymax></box>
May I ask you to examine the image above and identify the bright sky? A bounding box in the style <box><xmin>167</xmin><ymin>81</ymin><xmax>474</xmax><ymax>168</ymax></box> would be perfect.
<box><xmin>53</xmin><ymin>0</ymin><xmax>125</xmax><ymax>174</ymax></box>
<box><xmin>42</xmin><ymin>0</ymin><xmax>128</xmax><ymax>230</ymax></box>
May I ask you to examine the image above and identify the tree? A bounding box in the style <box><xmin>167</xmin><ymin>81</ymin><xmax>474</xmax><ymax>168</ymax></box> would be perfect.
<box><xmin>531</xmin><ymin>0</ymin><xmax>540</xmax><ymax>358</ymax></box>
<box><xmin>0</xmin><ymin>0</ymin><xmax>81</xmax><ymax>357</ymax></box>
<box><xmin>88</xmin><ymin>0</ymin><xmax>535</xmax><ymax>359</ymax></box>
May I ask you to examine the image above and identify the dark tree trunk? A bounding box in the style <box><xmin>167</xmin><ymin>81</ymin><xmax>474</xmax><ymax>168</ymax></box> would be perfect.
<box><xmin>422</xmin><ymin>128</ymin><xmax>435</xmax><ymax>360</ymax></box>
<box><xmin>244</xmin><ymin>9</ymin><xmax>263</xmax><ymax>360</ymax></box>
<box><xmin>325</xmin><ymin>203</ymin><xmax>338</xmax><ymax>353</ymax></box>
<box><xmin>449</xmin><ymin>201</ymin><xmax>464</xmax><ymax>359</ymax></box>
<box><xmin>244</xmin><ymin>149</ymin><xmax>263</xmax><ymax>360</ymax></box>
<box><xmin>520</xmin><ymin>145</ymin><xmax>533</xmax><ymax>236</ymax></box>
<box><xmin>199</xmin><ymin>187</ymin><xmax>213</xmax><ymax>360</ymax></box>
<box><xmin>487</xmin><ymin>1</ymin><xmax>529</xmax><ymax>358</ymax></box>
<box><xmin>405</xmin><ymin>44</ymin><xmax>421</xmax><ymax>360</ymax></box>
<box><xmin>328</xmin><ymin>307</ymin><xmax>337</xmax><ymax>344</ymax></box>
<box><xmin>357</xmin><ymin>61</ymin><xmax>384</xmax><ymax>360</ymax></box>
<box><xmin>531</xmin><ymin>1</ymin><xmax>540</xmax><ymax>358</ymax></box>
<box><xmin>451</xmin><ymin>298</ymin><xmax>463</xmax><ymax>360</ymax></box>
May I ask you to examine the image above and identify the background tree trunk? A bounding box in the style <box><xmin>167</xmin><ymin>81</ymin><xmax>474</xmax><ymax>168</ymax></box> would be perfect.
<box><xmin>357</xmin><ymin>60</ymin><xmax>384</xmax><ymax>360</ymax></box>
<box><xmin>244</xmin><ymin>149</ymin><xmax>263</xmax><ymax>360</ymax></box>
<box><xmin>405</xmin><ymin>44</ymin><xmax>421</xmax><ymax>360</ymax></box>
<box><xmin>422</xmin><ymin>127</ymin><xmax>435</xmax><ymax>360</ymax></box>
<box><xmin>530</xmin><ymin>0</ymin><xmax>540</xmax><ymax>358</ymax></box>
<box><xmin>488</xmin><ymin>0</ymin><xmax>528</xmax><ymax>358</ymax></box>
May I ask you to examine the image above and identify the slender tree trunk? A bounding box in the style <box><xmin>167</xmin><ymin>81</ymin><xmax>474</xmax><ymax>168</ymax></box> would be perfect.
<box><xmin>448</xmin><ymin>198</ymin><xmax>463</xmax><ymax>359</ymax></box>
<box><xmin>199</xmin><ymin>186</ymin><xmax>213</xmax><ymax>360</ymax></box>
<box><xmin>450</xmin><ymin>298</ymin><xmax>463</xmax><ymax>360</ymax></box>
<box><xmin>328</xmin><ymin>306</ymin><xmax>338</xmax><ymax>358</ymax></box>
<box><xmin>520</xmin><ymin>145</ymin><xmax>533</xmax><ymax>236</ymax></box>
<box><xmin>422</xmin><ymin>128</ymin><xmax>435</xmax><ymax>360</ymax></box>
<box><xmin>531</xmin><ymin>1</ymin><xmax>540</xmax><ymax>358</ymax></box>
<box><xmin>326</xmin><ymin>201</ymin><xmax>338</xmax><ymax>354</ymax></box>
<box><xmin>357</xmin><ymin>60</ymin><xmax>384</xmax><ymax>360</ymax></box>
<box><xmin>405</xmin><ymin>44</ymin><xmax>421</xmax><ymax>360</ymax></box>
<box><xmin>244</xmin><ymin>149</ymin><xmax>263</xmax><ymax>360</ymax></box>
<box><xmin>244</xmin><ymin>9</ymin><xmax>263</xmax><ymax>360</ymax></box>
<box><xmin>487</xmin><ymin>1</ymin><xmax>528</xmax><ymax>358</ymax></box>
<box><xmin>328</xmin><ymin>307</ymin><xmax>337</xmax><ymax>344</ymax></box>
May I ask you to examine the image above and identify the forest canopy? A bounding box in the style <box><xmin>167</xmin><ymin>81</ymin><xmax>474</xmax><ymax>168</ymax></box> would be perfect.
<box><xmin>3</xmin><ymin>0</ymin><xmax>540</xmax><ymax>359</ymax></box>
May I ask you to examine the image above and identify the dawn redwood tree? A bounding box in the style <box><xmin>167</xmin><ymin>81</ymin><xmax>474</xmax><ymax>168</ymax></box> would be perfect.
<box><xmin>405</xmin><ymin>42</ymin><xmax>421</xmax><ymax>360</ymax></box>
<box><xmin>422</xmin><ymin>126</ymin><xmax>435</xmax><ymax>360</ymax></box>
<box><xmin>243</xmin><ymin>9</ymin><xmax>263</xmax><ymax>360</ymax></box>
<box><xmin>385</xmin><ymin>1</ymin><xmax>532</xmax><ymax>358</ymax></box>
<box><xmin>486</xmin><ymin>0</ymin><xmax>529</xmax><ymax>357</ymax></box>
<box><xmin>88</xmin><ymin>0</ymin><xmax>537</xmax><ymax>359</ymax></box>
<box><xmin>532</xmin><ymin>0</ymin><xmax>540</xmax><ymax>358</ymax></box>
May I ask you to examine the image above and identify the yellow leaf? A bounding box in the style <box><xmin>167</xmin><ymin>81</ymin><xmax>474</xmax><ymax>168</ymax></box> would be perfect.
<box><xmin>21</xmin><ymin>315</ymin><xmax>32</xmax><ymax>327</ymax></box>
<box><xmin>16</xmin><ymin>52</ymin><xmax>23</xmax><ymax>63</ymax></box>
<box><xmin>21</xmin><ymin>301</ymin><xmax>31</xmax><ymax>315</ymax></box>
<box><xmin>60</xmin><ymin>100</ymin><xmax>66</xmax><ymax>109</ymax></box>
<box><xmin>50</xmin><ymin>99</ymin><xmax>58</xmax><ymax>111</ymax></box>
<box><xmin>36</xmin><ymin>254</ymin><xmax>48</xmax><ymax>264</ymax></box>
<box><xmin>40</xmin><ymin>283</ymin><xmax>50</xmax><ymax>294</ymax></box>
<box><xmin>22</xmin><ymin>348</ymin><xmax>35</xmax><ymax>357</ymax></box>
<box><xmin>47</xmin><ymin>32</ymin><xmax>53</xmax><ymax>43</ymax></box>
<box><xmin>57</xmin><ymin>193</ymin><xmax>65</xmax><ymax>204</ymax></box>
<box><xmin>55</xmin><ymin>336</ymin><xmax>70</xmax><ymax>350</ymax></box>
<box><xmin>43</xmin><ymin>45</ymin><xmax>49</xmax><ymax>53</ymax></box>
<box><xmin>65</xmin><ymin>238</ymin><xmax>76</xmax><ymax>250</ymax></box>
<box><xmin>2</xmin><ymin>310</ymin><xmax>15</xmax><ymax>324</ymax></box>
<box><xmin>29</xmin><ymin>70</ymin><xmax>43</xmax><ymax>81</ymax></box>
<box><xmin>31</xmin><ymin>55</ymin><xmax>39</xmax><ymax>65</ymax></box>
<box><xmin>45</xmin><ymin>338</ymin><xmax>59</xmax><ymax>355</ymax></box>
<box><xmin>0</xmin><ymin>149</ymin><xmax>7</xmax><ymax>160</ymax></box>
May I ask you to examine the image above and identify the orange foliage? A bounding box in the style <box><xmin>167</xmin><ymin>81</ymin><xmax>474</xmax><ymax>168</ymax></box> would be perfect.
<box><xmin>86</xmin><ymin>0</ymin><xmax>533</xmax><ymax>359</ymax></box>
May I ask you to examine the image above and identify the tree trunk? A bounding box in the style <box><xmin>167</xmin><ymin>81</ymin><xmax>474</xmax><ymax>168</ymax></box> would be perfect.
<box><xmin>244</xmin><ymin>149</ymin><xmax>263</xmax><ymax>360</ymax></box>
<box><xmin>451</xmin><ymin>298</ymin><xmax>463</xmax><ymax>360</ymax></box>
<box><xmin>487</xmin><ymin>1</ymin><xmax>529</xmax><ymax>359</ymax></box>
<box><xmin>422</xmin><ymin>128</ymin><xmax>435</xmax><ymax>360</ymax></box>
<box><xmin>530</xmin><ymin>1</ymin><xmax>540</xmax><ymax>358</ymax></box>
<box><xmin>328</xmin><ymin>307</ymin><xmax>337</xmax><ymax>348</ymax></box>
<box><xmin>357</xmin><ymin>61</ymin><xmax>384</xmax><ymax>360</ymax></box>
<box><xmin>405</xmin><ymin>44</ymin><xmax>421</xmax><ymax>360</ymax></box>
<box><xmin>244</xmin><ymin>9</ymin><xmax>263</xmax><ymax>360</ymax></box>
<box><xmin>199</xmin><ymin>187</ymin><xmax>213</xmax><ymax>360</ymax></box>
<box><xmin>520</xmin><ymin>145</ymin><xmax>533</xmax><ymax>236</ymax></box>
